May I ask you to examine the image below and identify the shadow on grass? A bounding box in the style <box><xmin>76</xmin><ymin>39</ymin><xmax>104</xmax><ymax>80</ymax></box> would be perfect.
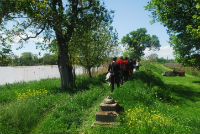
<box><xmin>192</xmin><ymin>81</ymin><xmax>200</xmax><ymax>84</ymax></box>
<box><xmin>63</xmin><ymin>73</ymin><xmax>106</xmax><ymax>95</ymax></box>
<box><xmin>132</xmin><ymin>71</ymin><xmax>200</xmax><ymax>104</ymax></box>
<box><xmin>167</xmin><ymin>84</ymin><xmax>200</xmax><ymax>103</ymax></box>
<box><xmin>133</xmin><ymin>71</ymin><xmax>165</xmax><ymax>88</ymax></box>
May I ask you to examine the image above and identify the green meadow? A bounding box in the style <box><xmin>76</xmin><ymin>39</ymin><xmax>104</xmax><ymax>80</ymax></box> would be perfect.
<box><xmin>0</xmin><ymin>63</ymin><xmax>200</xmax><ymax>134</ymax></box>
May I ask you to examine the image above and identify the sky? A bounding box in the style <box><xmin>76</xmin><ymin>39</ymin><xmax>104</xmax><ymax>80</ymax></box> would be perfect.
<box><xmin>11</xmin><ymin>0</ymin><xmax>174</xmax><ymax>59</ymax></box>
<box><xmin>104</xmin><ymin>0</ymin><xmax>174</xmax><ymax>59</ymax></box>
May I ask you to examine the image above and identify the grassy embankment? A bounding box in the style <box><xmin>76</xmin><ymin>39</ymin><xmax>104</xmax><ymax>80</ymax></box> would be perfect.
<box><xmin>0</xmin><ymin>74</ymin><xmax>109</xmax><ymax>134</ymax></box>
<box><xmin>0</xmin><ymin>62</ymin><xmax>200</xmax><ymax>134</ymax></box>
<box><xmin>86</xmin><ymin>62</ymin><xmax>200</xmax><ymax>134</ymax></box>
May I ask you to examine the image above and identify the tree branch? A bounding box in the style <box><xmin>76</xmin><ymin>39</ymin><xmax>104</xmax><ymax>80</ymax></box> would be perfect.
<box><xmin>20</xmin><ymin>26</ymin><xmax>45</xmax><ymax>41</ymax></box>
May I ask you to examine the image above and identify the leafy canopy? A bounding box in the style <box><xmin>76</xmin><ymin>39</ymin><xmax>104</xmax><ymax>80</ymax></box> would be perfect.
<box><xmin>145</xmin><ymin>0</ymin><xmax>200</xmax><ymax>69</ymax></box>
<box><xmin>75</xmin><ymin>25</ymin><xmax>118</xmax><ymax>74</ymax></box>
<box><xmin>121</xmin><ymin>28</ymin><xmax>160</xmax><ymax>59</ymax></box>
<box><xmin>0</xmin><ymin>0</ymin><xmax>112</xmax><ymax>46</ymax></box>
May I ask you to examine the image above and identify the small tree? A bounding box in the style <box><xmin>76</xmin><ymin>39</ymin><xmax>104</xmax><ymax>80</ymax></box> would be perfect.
<box><xmin>19</xmin><ymin>52</ymin><xmax>35</xmax><ymax>66</ymax></box>
<box><xmin>71</xmin><ymin>26</ymin><xmax>118</xmax><ymax>78</ymax></box>
<box><xmin>0</xmin><ymin>38</ymin><xmax>12</xmax><ymax>66</ymax></box>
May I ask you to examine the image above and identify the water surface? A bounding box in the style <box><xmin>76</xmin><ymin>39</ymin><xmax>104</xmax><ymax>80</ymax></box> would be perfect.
<box><xmin>0</xmin><ymin>65</ymin><xmax>85</xmax><ymax>85</ymax></box>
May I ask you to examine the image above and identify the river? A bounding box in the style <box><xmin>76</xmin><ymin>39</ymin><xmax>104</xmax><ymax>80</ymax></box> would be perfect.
<box><xmin>0</xmin><ymin>65</ymin><xmax>87</xmax><ymax>85</ymax></box>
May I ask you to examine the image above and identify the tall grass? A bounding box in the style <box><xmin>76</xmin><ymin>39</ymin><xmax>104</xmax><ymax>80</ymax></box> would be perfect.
<box><xmin>32</xmin><ymin>84</ymin><xmax>109</xmax><ymax>134</ymax></box>
<box><xmin>0</xmin><ymin>78</ymin><xmax>61</xmax><ymax>105</ymax></box>
<box><xmin>0</xmin><ymin>93</ymin><xmax>66</xmax><ymax>134</ymax></box>
<box><xmin>0</xmin><ymin>74</ymin><xmax>108</xmax><ymax>134</ymax></box>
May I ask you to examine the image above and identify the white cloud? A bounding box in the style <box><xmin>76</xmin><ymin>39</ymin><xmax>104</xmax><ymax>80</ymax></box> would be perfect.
<box><xmin>144</xmin><ymin>45</ymin><xmax>174</xmax><ymax>59</ymax></box>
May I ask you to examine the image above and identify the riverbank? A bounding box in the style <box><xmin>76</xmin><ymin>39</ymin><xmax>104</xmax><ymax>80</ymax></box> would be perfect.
<box><xmin>0</xmin><ymin>63</ymin><xmax>200</xmax><ymax>133</ymax></box>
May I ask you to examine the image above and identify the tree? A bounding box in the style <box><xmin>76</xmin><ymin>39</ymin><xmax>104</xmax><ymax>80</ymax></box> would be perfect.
<box><xmin>11</xmin><ymin>55</ymin><xmax>21</xmax><ymax>66</ymax></box>
<box><xmin>123</xmin><ymin>50</ymin><xmax>129</xmax><ymax>58</ymax></box>
<box><xmin>170</xmin><ymin>34</ymin><xmax>200</xmax><ymax>68</ymax></box>
<box><xmin>72</xmin><ymin>26</ymin><xmax>118</xmax><ymax>78</ymax></box>
<box><xmin>0</xmin><ymin>0</ymin><xmax>112</xmax><ymax>89</ymax></box>
<box><xmin>42</xmin><ymin>53</ymin><xmax>57</xmax><ymax>65</ymax></box>
<box><xmin>0</xmin><ymin>38</ymin><xmax>12</xmax><ymax>66</ymax></box>
<box><xmin>145</xmin><ymin>0</ymin><xmax>200</xmax><ymax>69</ymax></box>
<box><xmin>147</xmin><ymin>53</ymin><xmax>158</xmax><ymax>62</ymax></box>
<box><xmin>19</xmin><ymin>52</ymin><xmax>35</xmax><ymax>66</ymax></box>
<box><xmin>121</xmin><ymin>28</ymin><xmax>160</xmax><ymax>59</ymax></box>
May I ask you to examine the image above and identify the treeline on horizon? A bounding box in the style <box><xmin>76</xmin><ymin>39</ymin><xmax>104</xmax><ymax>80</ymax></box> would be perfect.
<box><xmin>0</xmin><ymin>52</ymin><xmax>57</xmax><ymax>66</ymax></box>
<box><xmin>0</xmin><ymin>51</ymin><xmax>175</xmax><ymax>67</ymax></box>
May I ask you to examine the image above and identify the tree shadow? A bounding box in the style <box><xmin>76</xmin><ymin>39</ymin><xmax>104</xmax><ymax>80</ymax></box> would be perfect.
<box><xmin>167</xmin><ymin>84</ymin><xmax>200</xmax><ymax>103</ymax></box>
<box><xmin>66</xmin><ymin>73</ymin><xmax>106</xmax><ymax>94</ymax></box>
<box><xmin>133</xmin><ymin>71</ymin><xmax>165</xmax><ymax>88</ymax></box>
<box><xmin>132</xmin><ymin>71</ymin><xmax>200</xmax><ymax>105</ymax></box>
<box><xmin>192</xmin><ymin>81</ymin><xmax>200</xmax><ymax>84</ymax></box>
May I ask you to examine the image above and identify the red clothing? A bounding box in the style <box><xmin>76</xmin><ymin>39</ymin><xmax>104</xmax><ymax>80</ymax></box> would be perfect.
<box><xmin>116</xmin><ymin>59</ymin><xmax>124</xmax><ymax>66</ymax></box>
<box><xmin>123</xmin><ymin>60</ymin><xmax>128</xmax><ymax>64</ymax></box>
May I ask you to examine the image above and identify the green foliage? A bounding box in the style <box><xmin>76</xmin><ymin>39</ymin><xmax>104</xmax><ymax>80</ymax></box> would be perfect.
<box><xmin>72</xmin><ymin>26</ymin><xmax>118</xmax><ymax>77</ymax></box>
<box><xmin>5</xmin><ymin>52</ymin><xmax>57</xmax><ymax>66</ymax></box>
<box><xmin>0</xmin><ymin>42</ymin><xmax>12</xmax><ymax>66</ymax></box>
<box><xmin>145</xmin><ymin>0</ymin><xmax>200</xmax><ymax>69</ymax></box>
<box><xmin>170</xmin><ymin>35</ymin><xmax>200</xmax><ymax>69</ymax></box>
<box><xmin>41</xmin><ymin>53</ymin><xmax>57</xmax><ymax>65</ymax></box>
<box><xmin>19</xmin><ymin>52</ymin><xmax>37</xmax><ymax>66</ymax></box>
<box><xmin>121</xmin><ymin>28</ymin><xmax>160</xmax><ymax>59</ymax></box>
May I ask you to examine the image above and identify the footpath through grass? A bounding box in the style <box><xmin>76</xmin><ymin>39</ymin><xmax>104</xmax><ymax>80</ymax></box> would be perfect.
<box><xmin>0</xmin><ymin>62</ymin><xmax>200</xmax><ymax>134</ymax></box>
<box><xmin>86</xmin><ymin>62</ymin><xmax>200</xmax><ymax>134</ymax></box>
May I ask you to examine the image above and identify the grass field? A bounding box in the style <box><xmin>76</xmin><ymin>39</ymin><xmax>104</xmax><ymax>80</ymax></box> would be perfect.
<box><xmin>0</xmin><ymin>63</ymin><xmax>200</xmax><ymax>134</ymax></box>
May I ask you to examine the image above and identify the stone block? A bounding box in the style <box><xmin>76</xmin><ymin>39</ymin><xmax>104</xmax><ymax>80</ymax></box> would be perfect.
<box><xmin>92</xmin><ymin>121</ymin><xmax>120</xmax><ymax>127</ymax></box>
<box><xmin>103</xmin><ymin>98</ymin><xmax>115</xmax><ymax>104</ymax></box>
<box><xmin>100</xmin><ymin>102</ymin><xmax>119</xmax><ymax>111</ymax></box>
<box><xmin>96</xmin><ymin>111</ymin><xmax>118</xmax><ymax>122</ymax></box>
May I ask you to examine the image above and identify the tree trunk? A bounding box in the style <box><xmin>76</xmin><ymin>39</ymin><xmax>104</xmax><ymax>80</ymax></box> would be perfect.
<box><xmin>87</xmin><ymin>67</ymin><xmax>92</xmax><ymax>78</ymax></box>
<box><xmin>68</xmin><ymin>64</ymin><xmax>75</xmax><ymax>86</ymax></box>
<box><xmin>57</xmin><ymin>38</ymin><xmax>74</xmax><ymax>90</ymax></box>
<box><xmin>1</xmin><ymin>55</ymin><xmax>5</xmax><ymax>66</ymax></box>
<box><xmin>0</xmin><ymin>55</ymin><xmax>3</xmax><ymax>65</ymax></box>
